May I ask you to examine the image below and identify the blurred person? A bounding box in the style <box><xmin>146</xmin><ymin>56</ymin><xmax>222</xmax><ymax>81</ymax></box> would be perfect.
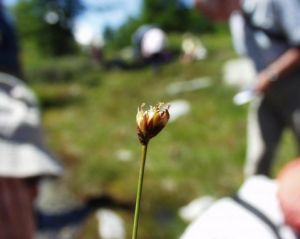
<box><xmin>0</xmin><ymin>1</ymin><xmax>22</xmax><ymax>78</ymax></box>
<box><xmin>0</xmin><ymin>5</ymin><xmax>133</xmax><ymax>239</ymax></box>
<box><xmin>0</xmin><ymin>3</ymin><xmax>60</xmax><ymax>238</ymax></box>
<box><xmin>105</xmin><ymin>25</ymin><xmax>173</xmax><ymax>71</ymax></box>
<box><xmin>195</xmin><ymin>0</ymin><xmax>300</xmax><ymax>177</ymax></box>
<box><xmin>0</xmin><ymin>22</ymin><xmax>62</xmax><ymax>236</ymax></box>
<box><xmin>180</xmin><ymin>158</ymin><xmax>300</xmax><ymax>239</ymax></box>
<box><xmin>132</xmin><ymin>25</ymin><xmax>169</xmax><ymax>70</ymax></box>
<box><xmin>181</xmin><ymin>33</ymin><xmax>207</xmax><ymax>63</ymax></box>
<box><xmin>89</xmin><ymin>35</ymin><xmax>105</xmax><ymax>66</ymax></box>
<box><xmin>0</xmin><ymin>69</ymin><xmax>63</xmax><ymax>239</ymax></box>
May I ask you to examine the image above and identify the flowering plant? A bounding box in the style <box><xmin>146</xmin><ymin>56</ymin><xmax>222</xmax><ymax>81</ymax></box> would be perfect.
<box><xmin>132</xmin><ymin>102</ymin><xmax>170</xmax><ymax>239</ymax></box>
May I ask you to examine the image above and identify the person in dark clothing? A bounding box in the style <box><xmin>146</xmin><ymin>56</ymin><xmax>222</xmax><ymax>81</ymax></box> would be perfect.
<box><xmin>196</xmin><ymin>0</ymin><xmax>300</xmax><ymax>177</ymax></box>
<box><xmin>0</xmin><ymin>3</ymin><xmax>22</xmax><ymax>78</ymax></box>
<box><xmin>0</xmin><ymin>4</ymin><xmax>133</xmax><ymax>239</ymax></box>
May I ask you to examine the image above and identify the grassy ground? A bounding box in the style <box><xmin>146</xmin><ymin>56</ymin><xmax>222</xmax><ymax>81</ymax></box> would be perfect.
<box><xmin>25</xmin><ymin>32</ymin><xmax>295</xmax><ymax>238</ymax></box>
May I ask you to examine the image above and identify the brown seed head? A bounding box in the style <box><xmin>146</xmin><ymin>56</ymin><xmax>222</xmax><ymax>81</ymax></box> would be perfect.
<box><xmin>136</xmin><ymin>102</ymin><xmax>170</xmax><ymax>145</ymax></box>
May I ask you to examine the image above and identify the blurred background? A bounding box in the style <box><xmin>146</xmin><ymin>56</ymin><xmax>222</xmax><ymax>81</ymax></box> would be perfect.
<box><xmin>2</xmin><ymin>0</ymin><xmax>295</xmax><ymax>238</ymax></box>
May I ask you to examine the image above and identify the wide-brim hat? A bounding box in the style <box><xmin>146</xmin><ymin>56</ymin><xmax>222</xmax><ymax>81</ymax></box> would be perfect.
<box><xmin>0</xmin><ymin>72</ymin><xmax>63</xmax><ymax>177</ymax></box>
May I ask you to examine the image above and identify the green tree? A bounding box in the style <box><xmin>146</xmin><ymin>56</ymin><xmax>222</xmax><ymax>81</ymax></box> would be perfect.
<box><xmin>107</xmin><ymin>0</ymin><xmax>214</xmax><ymax>49</ymax></box>
<box><xmin>140</xmin><ymin>0</ymin><xmax>213</xmax><ymax>32</ymax></box>
<box><xmin>105</xmin><ymin>17</ymin><xmax>144</xmax><ymax>49</ymax></box>
<box><xmin>14</xmin><ymin>0</ymin><xmax>84</xmax><ymax>56</ymax></box>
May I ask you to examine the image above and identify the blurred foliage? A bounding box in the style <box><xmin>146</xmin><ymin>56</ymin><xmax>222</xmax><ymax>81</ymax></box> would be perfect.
<box><xmin>103</xmin><ymin>17</ymin><xmax>144</xmax><ymax>50</ymax></box>
<box><xmin>13</xmin><ymin>0</ymin><xmax>221</xmax><ymax>55</ymax></box>
<box><xmin>105</xmin><ymin>0</ymin><xmax>216</xmax><ymax>49</ymax></box>
<box><xmin>141</xmin><ymin>0</ymin><xmax>213</xmax><ymax>32</ymax></box>
<box><xmin>13</xmin><ymin>0</ymin><xmax>83</xmax><ymax>56</ymax></box>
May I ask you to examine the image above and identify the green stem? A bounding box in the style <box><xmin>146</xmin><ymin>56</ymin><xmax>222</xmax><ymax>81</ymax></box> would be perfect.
<box><xmin>132</xmin><ymin>143</ymin><xmax>148</xmax><ymax>239</ymax></box>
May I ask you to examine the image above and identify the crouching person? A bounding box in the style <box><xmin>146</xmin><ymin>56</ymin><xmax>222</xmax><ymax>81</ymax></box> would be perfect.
<box><xmin>180</xmin><ymin>159</ymin><xmax>300</xmax><ymax>239</ymax></box>
<box><xmin>0</xmin><ymin>72</ymin><xmax>63</xmax><ymax>239</ymax></box>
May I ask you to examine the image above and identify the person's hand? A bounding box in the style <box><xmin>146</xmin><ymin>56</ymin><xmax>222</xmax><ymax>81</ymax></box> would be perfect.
<box><xmin>255</xmin><ymin>69</ymin><xmax>278</xmax><ymax>93</ymax></box>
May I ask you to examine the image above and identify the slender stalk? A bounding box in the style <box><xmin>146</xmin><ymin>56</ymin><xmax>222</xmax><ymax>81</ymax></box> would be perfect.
<box><xmin>132</xmin><ymin>143</ymin><xmax>148</xmax><ymax>239</ymax></box>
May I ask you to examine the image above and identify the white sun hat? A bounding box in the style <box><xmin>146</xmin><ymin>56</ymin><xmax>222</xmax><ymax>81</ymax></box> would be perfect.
<box><xmin>0</xmin><ymin>73</ymin><xmax>62</xmax><ymax>177</ymax></box>
<box><xmin>141</xmin><ymin>27</ymin><xmax>167</xmax><ymax>58</ymax></box>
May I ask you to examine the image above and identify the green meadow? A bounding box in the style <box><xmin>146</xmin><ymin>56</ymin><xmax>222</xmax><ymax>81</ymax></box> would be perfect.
<box><xmin>26</xmin><ymin>32</ymin><xmax>295</xmax><ymax>238</ymax></box>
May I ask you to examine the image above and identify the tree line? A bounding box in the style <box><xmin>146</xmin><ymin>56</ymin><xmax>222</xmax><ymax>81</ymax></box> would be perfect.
<box><xmin>12</xmin><ymin>0</ymin><xmax>216</xmax><ymax>57</ymax></box>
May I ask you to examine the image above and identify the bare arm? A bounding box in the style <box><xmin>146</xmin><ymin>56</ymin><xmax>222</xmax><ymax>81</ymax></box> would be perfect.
<box><xmin>255</xmin><ymin>47</ymin><xmax>300</xmax><ymax>93</ymax></box>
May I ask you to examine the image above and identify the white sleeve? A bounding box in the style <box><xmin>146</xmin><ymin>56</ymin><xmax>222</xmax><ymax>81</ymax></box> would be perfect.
<box><xmin>229</xmin><ymin>11</ymin><xmax>247</xmax><ymax>56</ymax></box>
<box><xmin>275</xmin><ymin>0</ymin><xmax>300</xmax><ymax>46</ymax></box>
